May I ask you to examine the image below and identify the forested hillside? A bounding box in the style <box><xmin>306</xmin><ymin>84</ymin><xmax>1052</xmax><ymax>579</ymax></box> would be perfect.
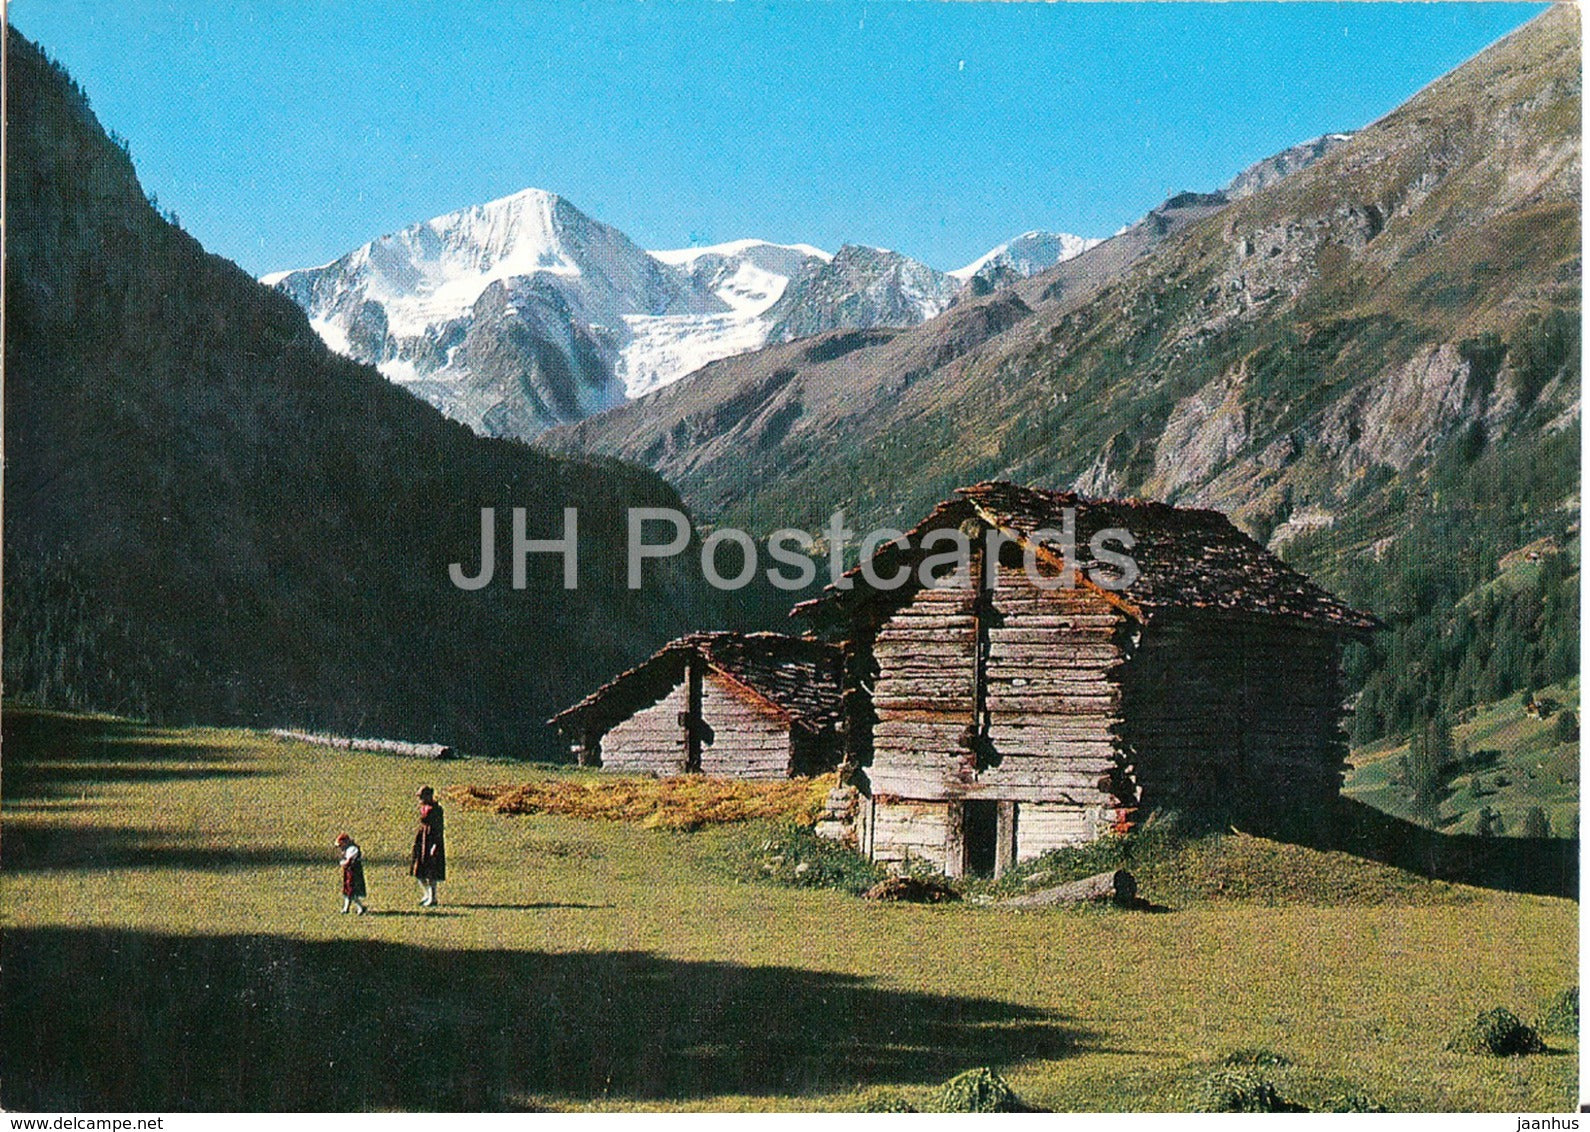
<box><xmin>4</xmin><ymin>31</ymin><xmax>721</xmax><ymax>756</ymax></box>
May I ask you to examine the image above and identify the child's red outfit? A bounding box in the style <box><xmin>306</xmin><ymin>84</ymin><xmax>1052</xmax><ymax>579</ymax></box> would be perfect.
<box><xmin>336</xmin><ymin>835</ymin><xmax>367</xmax><ymax>914</ymax></box>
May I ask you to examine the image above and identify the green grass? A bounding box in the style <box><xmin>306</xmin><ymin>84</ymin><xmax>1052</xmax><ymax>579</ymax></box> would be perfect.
<box><xmin>1347</xmin><ymin>678</ymin><xmax>1580</xmax><ymax>837</ymax></box>
<box><xmin>1</xmin><ymin>707</ymin><xmax>1577</xmax><ymax>1112</ymax></box>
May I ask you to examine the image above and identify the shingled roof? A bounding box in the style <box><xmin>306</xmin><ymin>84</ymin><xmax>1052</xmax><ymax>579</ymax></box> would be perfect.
<box><xmin>549</xmin><ymin>632</ymin><xmax>843</xmax><ymax>736</ymax></box>
<box><xmin>794</xmin><ymin>481</ymin><xmax>1380</xmax><ymax>635</ymax></box>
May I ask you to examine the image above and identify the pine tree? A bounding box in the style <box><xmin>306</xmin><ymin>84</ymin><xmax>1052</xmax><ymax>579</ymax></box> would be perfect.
<box><xmin>1553</xmin><ymin>710</ymin><xmax>1579</xmax><ymax>743</ymax></box>
<box><xmin>1520</xmin><ymin>807</ymin><xmax>1552</xmax><ymax>839</ymax></box>
<box><xmin>1407</xmin><ymin>712</ymin><xmax>1453</xmax><ymax>824</ymax></box>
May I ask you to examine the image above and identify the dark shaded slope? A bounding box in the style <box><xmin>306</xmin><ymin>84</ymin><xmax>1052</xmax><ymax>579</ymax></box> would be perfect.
<box><xmin>3</xmin><ymin>31</ymin><xmax>719</xmax><ymax>756</ymax></box>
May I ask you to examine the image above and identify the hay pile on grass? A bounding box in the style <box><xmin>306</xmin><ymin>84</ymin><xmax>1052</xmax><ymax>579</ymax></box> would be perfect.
<box><xmin>451</xmin><ymin>773</ymin><xmax>833</xmax><ymax>830</ymax></box>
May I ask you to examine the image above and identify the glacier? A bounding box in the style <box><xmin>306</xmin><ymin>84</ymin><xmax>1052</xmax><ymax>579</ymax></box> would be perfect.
<box><xmin>265</xmin><ymin>188</ymin><xmax>1096</xmax><ymax>439</ymax></box>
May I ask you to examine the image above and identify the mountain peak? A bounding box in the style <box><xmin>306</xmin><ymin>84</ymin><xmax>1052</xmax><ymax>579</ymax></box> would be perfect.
<box><xmin>650</xmin><ymin>238</ymin><xmax>833</xmax><ymax>266</ymax></box>
<box><xmin>1222</xmin><ymin>133</ymin><xmax>1355</xmax><ymax>201</ymax></box>
<box><xmin>949</xmin><ymin>230</ymin><xmax>1101</xmax><ymax>284</ymax></box>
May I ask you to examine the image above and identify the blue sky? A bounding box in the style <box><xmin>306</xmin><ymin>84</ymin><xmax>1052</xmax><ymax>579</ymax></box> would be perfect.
<box><xmin>15</xmin><ymin>1</ymin><xmax>1545</xmax><ymax>276</ymax></box>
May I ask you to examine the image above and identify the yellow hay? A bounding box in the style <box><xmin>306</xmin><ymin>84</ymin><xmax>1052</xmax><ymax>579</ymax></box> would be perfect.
<box><xmin>449</xmin><ymin>772</ymin><xmax>834</xmax><ymax>830</ymax></box>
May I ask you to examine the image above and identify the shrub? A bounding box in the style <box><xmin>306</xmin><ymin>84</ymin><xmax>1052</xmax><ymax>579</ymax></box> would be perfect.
<box><xmin>721</xmin><ymin>821</ymin><xmax>885</xmax><ymax>895</ymax></box>
<box><xmin>1194</xmin><ymin>1068</ymin><xmax>1303</xmax><ymax>1112</ymax></box>
<box><xmin>934</xmin><ymin>1067</ymin><xmax>1025</xmax><ymax>1112</ymax></box>
<box><xmin>1446</xmin><ymin>1007</ymin><xmax>1546</xmax><ymax>1056</ymax></box>
<box><xmin>1537</xmin><ymin>988</ymin><xmax>1578</xmax><ymax>1036</ymax></box>
<box><xmin>1554</xmin><ymin>710</ymin><xmax>1579</xmax><ymax>743</ymax></box>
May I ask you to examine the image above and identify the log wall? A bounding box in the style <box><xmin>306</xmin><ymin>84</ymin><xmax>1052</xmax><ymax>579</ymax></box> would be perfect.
<box><xmin>865</xmin><ymin>564</ymin><xmax>1131</xmax><ymax>871</ymax></box>
<box><xmin>599</xmin><ymin>679</ymin><xmax>689</xmax><ymax>775</ymax></box>
<box><xmin>869</xmin><ymin>798</ymin><xmax>951</xmax><ymax>868</ymax></box>
<box><xmin>867</xmin><ymin>579</ymin><xmax>979</xmax><ymax>798</ymax></box>
<box><xmin>1119</xmin><ymin>612</ymin><xmax>1346</xmax><ymax>815</ymax></box>
<box><xmin>697</xmin><ymin>671</ymin><xmax>794</xmax><ymax>779</ymax></box>
<box><xmin>977</xmin><ymin>565</ymin><xmax>1128</xmax><ymax>806</ymax></box>
<box><xmin>1015</xmin><ymin>801</ymin><xmax>1106</xmax><ymax>860</ymax></box>
<box><xmin>859</xmin><ymin>565</ymin><xmax>1350</xmax><ymax>873</ymax></box>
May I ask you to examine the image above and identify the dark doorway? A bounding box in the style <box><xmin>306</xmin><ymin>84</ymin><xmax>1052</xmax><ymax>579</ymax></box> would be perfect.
<box><xmin>963</xmin><ymin>800</ymin><xmax>1000</xmax><ymax>878</ymax></box>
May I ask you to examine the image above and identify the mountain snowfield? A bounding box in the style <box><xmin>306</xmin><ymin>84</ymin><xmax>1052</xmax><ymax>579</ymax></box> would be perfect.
<box><xmin>264</xmin><ymin>190</ymin><xmax>1096</xmax><ymax>438</ymax></box>
<box><xmin>628</xmin><ymin>239</ymin><xmax>831</xmax><ymax>397</ymax></box>
<box><xmin>950</xmin><ymin>230</ymin><xmax>1101</xmax><ymax>290</ymax></box>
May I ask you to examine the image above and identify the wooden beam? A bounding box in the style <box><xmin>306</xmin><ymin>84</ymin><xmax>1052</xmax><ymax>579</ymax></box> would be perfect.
<box><xmin>963</xmin><ymin>498</ymin><xmax>1147</xmax><ymax>623</ymax></box>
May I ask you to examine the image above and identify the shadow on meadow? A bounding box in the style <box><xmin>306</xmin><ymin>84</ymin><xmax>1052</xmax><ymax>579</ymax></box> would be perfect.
<box><xmin>1253</xmin><ymin>798</ymin><xmax>1578</xmax><ymax>900</ymax></box>
<box><xmin>2</xmin><ymin>926</ymin><xmax>1094</xmax><ymax>1110</ymax></box>
<box><xmin>1</xmin><ymin>822</ymin><xmax>324</xmax><ymax>873</ymax></box>
<box><xmin>1</xmin><ymin>709</ymin><xmax>271</xmax><ymax>802</ymax></box>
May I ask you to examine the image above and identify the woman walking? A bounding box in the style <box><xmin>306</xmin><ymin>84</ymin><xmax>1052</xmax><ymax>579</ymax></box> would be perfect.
<box><xmin>410</xmin><ymin>785</ymin><xmax>446</xmax><ymax>906</ymax></box>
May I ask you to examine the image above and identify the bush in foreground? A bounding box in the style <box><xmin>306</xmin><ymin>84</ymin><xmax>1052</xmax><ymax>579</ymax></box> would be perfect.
<box><xmin>1446</xmin><ymin>1007</ymin><xmax>1546</xmax><ymax>1056</ymax></box>
<box><xmin>1195</xmin><ymin>1067</ymin><xmax>1304</xmax><ymax>1112</ymax></box>
<box><xmin>854</xmin><ymin>1091</ymin><xmax>918</xmax><ymax>1112</ymax></box>
<box><xmin>850</xmin><ymin>1068</ymin><xmax>1033</xmax><ymax>1113</ymax></box>
<box><xmin>1221</xmin><ymin>1047</ymin><xmax>1292</xmax><ymax>1070</ymax></box>
<box><xmin>935</xmin><ymin>1067</ymin><xmax>1026</xmax><ymax>1112</ymax></box>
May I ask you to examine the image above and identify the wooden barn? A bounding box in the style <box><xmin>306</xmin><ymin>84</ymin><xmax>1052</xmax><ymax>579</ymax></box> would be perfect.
<box><xmin>549</xmin><ymin>632</ymin><xmax>843</xmax><ymax>778</ymax></box>
<box><xmin>795</xmin><ymin>481</ymin><xmax>1379</xmax><ymax>878</ymax></box>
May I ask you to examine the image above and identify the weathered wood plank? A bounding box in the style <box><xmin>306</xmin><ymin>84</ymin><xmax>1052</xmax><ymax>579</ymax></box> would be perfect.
<box><xmin>984</xmin><ymin>644</ymin><xmax>1123</xmax><ymax>662</ymax></box>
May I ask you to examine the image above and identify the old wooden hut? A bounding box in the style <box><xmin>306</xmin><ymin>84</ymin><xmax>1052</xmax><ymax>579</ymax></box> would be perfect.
<box><xmin>795</xmin><ymin>481</ymin><xmax>1379</xmax><ymax>878</ymax></box>
<box><xmin>549</xmin><ymin>632</ymin><xmax>843</xmax><ymax>778</ymax></box>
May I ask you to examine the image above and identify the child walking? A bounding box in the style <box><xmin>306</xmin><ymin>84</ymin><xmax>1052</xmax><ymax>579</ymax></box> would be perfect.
<box><xmin>335</xmin><ymin>833</ymin><xmax>368</xmax><ymax>914</ymax></box>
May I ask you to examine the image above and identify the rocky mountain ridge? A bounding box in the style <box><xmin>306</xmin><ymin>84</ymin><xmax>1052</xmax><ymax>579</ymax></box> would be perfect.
<box><xmin>266</xmin><ymin>194</ymin><xmax>1098</xmax><ymax>439</ymax></box>
<box><xmin>547</xmin><ymin>9</ymin><xmax>1575</xmax><ymax>543</ymax></box>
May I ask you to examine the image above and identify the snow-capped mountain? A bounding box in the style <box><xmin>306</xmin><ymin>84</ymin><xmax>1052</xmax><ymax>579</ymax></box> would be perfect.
<box><xmin>265</xmin><ymin>192</ymin><xmax>839</xmax><ymax>432</ymax></box>
<box><xmin>629</xmin><ymin>239</ymin><xmax>830</xmax><ymax>397</ymax></box>
<box><xmin>762</xmin><ymin>245</ymin><xmax>962</xmax><ymax>343</ymax></box>
<box><xmin>263</xmin><ymin>188</ymin><xmax>724</xmax><ymax>434</ymax></box>
<box><xmin>950</xmin><ymin>230</ymin><xmax>1102</xmax><ymax>295</ymax></box>
<box><xmin>265</xmin><ymin>188</ymin><xmax>1097</xmax><ymax>439</ymax></box>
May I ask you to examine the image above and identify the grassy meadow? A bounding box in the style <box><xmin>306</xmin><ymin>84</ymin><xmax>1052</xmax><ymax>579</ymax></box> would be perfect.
<box><xmin>0</xmin><ymin>707</ymin><xmax>1577</xmax><ymax>1112</ymax></box>
<box><xmin>1347</xmin><ymin>679</ymin><xmax>1580</xmax><ymax>838</ymax></box>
